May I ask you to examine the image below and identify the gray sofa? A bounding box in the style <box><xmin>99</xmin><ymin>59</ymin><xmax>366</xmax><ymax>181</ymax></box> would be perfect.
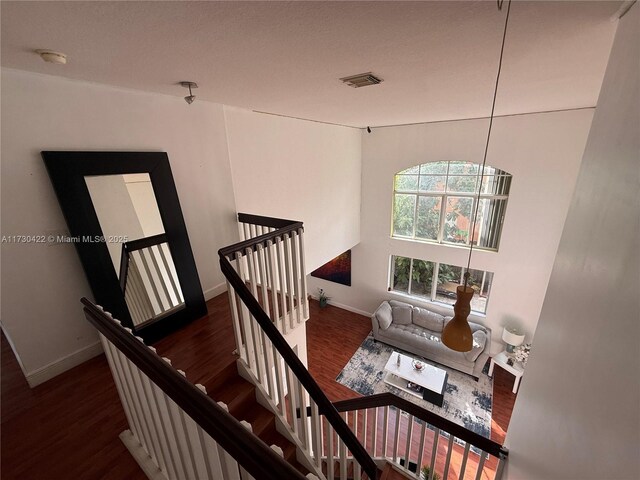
<box><xmin>371</xmin><ymin>300</ymin><xmax>491</xmax><ymax>379</ymax></box>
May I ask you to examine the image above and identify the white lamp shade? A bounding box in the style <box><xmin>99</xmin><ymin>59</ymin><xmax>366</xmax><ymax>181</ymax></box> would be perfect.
<box><xmin>502</xmin><ymin>327</ymin><xmax>525</xmax><ymax>346</ymax></box>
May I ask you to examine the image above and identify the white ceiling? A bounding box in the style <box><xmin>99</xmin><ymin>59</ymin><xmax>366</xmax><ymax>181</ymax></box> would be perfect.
<box><xmin>1</xmin><ymin>1</ymin><xmax>621</xmax><ymax>127</ymax></box>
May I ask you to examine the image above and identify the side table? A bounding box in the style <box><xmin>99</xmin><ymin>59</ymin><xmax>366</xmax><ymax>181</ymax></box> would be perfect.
<box><xmin>489</xmin><ymin>351</ymin><xmax>524</xmax><ymax>394</ymax></box>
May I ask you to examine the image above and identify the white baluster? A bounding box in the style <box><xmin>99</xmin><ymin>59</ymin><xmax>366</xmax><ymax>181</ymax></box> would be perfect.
<box><xmin>326</xmin><ymin>417</ymin><xmax>335</xmax><ymax>480</ymax></box>
<box><xmin>382</xmin><ymin>406</ymin><xmax>389</xmax><ymax>458</ymax></box>
<box><xmin>216</xmin><ymin>402</ymin><xmax>242</xmax><ymax>480</ymax></box>
<box><xmin>404</xmin><ymin>415</ymin><xmax>414</xmax><ymax>471</ymax></box>
<box><xmin>474</xmin><ymin>451</ymin><xmax>488</xmax><ymax>480</ymax></box>
<box><xmin>310</xmin><ymin>401</ymin><xmax>322</xmax><ymax>469</ymax></box>
<box><xmin>428</xmin><ymin>429</ymin><xmax>440</xmax><ymax>480</ymax></box>
<box><xmin>286</xmin><ymin>366</ymin><xmax>299</xmax><ymax>435</ymax></box>
<box><xmin>239</xmin><ymin>421</ymin><xmax>256</xmax><ymax>480</ymax></box>
<box><xmin>416</xmin><ymin>422</ymin><xmax>427</xmax><ymax>480</ymax></box>
<box><xmin>283</xmin><ymin>233</ymin><xmax>296</xmax><ymax>330</ymax></box>
<box><xmin>235</xmin><ymin>252</ymin><xmax>256</xmax><ymax>373</ymax></box>
<box><xmin>339</xmin><ymin>412</ymin><xmax>347</xmax><ymax>480</ymax></box>
<box><xmin>290</xmin><ymin>230</ymin><xmax>303</xmax><ymax>325</ymax></box>
<box><xmin>160</xmin><ymin>358</ymin><xmax>190</xmax><ymax>480</ymax></box>
<box><xmin>298</xmin><ymin>228</ymin><xmax>309</xmax><ymax>318</ymax></box>
<box><xmin>266</xmin><ymin>240</ymin><xmax>281</xmax><ymax>330</ymax></box>
<box><xmin>275</xmin><ymin>236</ymin><xmax>289</xmax><ymax>335</ymax></box>
<box><xmin>354</xmin><ymin>410</ymin><xmax>362</xmax><ymax>480</ymax></box>
<box><xmin>442</xmin><ymin>434</ymin><xmax>455</xmax><ymax>480</ymax></box>
<box><xmin>245</xmin><ymin>247</ymin><xmax>265</xmax><ymax>382</ymax></box>
<box><xmin>272</xmin><ymin>346</ymin><xmax>286</xmax><ymax>417</ymax></box>
<box><xmin>458</xmin><ymin>442</ymin><xmax>471</xmax><ymax>480</ymax></box>
<box><xmin>373</xmin><ymin>407</ymin><xmax>379</xmax><ymax>457</ymax></box>
<box><xmin>392</xmin><ymin>407</ymin><xmax>401</xmax><ymax>463</ymax></box>
<box><xmin>227</xmin><ymin>280</ymin><xmax>246</xmax><ymax>362</ymax></box>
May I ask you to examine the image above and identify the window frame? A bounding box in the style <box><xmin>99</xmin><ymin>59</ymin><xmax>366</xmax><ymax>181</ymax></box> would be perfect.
<box><xmin>389</xmin><ymin>255</ymin><xmax>493</xmax><ymax>315</ymax></box>
<box><xmin>392</xmin><ymin>161</ymin><xmax>511</xmax><ymax>251</ymax></box>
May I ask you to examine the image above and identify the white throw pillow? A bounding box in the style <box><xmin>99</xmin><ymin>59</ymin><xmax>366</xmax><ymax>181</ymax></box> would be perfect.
<box><xmin>376</xmin><ymin>302</ymin><xmax>393</xmax><ymax>330</ymax></box>
<box><xmin>464</xmin><ymin>330</ymin><xmax>487</xmax><ymax>361</ymax></box>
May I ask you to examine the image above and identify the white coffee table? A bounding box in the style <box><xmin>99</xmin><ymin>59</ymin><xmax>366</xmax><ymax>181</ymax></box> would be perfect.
<box><xmin>383</xmin><ymin>351</ymin><xmax>448</xmax><ymax>407</ymax></box>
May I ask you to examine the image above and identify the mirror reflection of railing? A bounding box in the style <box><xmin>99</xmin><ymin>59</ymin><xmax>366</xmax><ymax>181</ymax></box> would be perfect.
<box><xmin>119</xmin><ymin>234</ymin><xmax>184</xmax><ymax>327</ymax></box>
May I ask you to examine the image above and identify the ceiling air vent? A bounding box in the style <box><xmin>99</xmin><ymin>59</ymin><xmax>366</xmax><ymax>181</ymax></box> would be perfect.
<box><xmin>339</xmin><ymin>72</ymin><xmax>383</xmax><ymax>88</ymax></box>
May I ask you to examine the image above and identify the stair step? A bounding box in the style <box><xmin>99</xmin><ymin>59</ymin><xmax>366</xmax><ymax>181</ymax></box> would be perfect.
<box><xmin>208</xmin><ymin>375</ymin><xmax>256</xmax><ymax>413</ymax></box>
<box><xmin>203</xmin><ymin>362</ymin><xmax>310</xmax><ymax>476</ymax></box>
<box><xmin>380</xmin><ymin>461</ymin><xmax>414</xmax><ymax>480</ymax></box>
<box><xmin>200</xmin><ymin>361</ymin><xmax>238</xmax><ymax>391</ymax></box>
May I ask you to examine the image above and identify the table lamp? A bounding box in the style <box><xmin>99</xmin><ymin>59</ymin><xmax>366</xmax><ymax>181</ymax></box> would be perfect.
<box><xmin>502</xmin><ymin>327</ymin><xmax>525</xmax><ymax>354</ymax></box>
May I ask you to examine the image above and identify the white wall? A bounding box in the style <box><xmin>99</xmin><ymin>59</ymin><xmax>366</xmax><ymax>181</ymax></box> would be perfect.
<box><xmin>1</xmin><ymin>69</ymin><xmax>238</xmax><ymax>385</ymax></box>
<box><xmin>505</xmin><ymin>5</ymin><xmax>639</xmax><ymax>479</ymax></box>
<box><xmin>223</xmin><ymin>107</ymin><xmax>362</xmax><ymax>272</ymax></box>
<box><xmin>309</xmin><ymin>109</ymin><xmax>594</xmax><ymax>352</ymax></box>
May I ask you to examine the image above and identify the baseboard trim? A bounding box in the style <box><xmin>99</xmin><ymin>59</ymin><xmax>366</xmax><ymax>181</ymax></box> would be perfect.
<box><xmin>25</xmin><ymin>340</ymin><xmax>103</xmax><ymax>388</ymax></box>
<box><xmin>204</xmin><ymin>282</ymin><xmax>227</xmax><ymax>301</ymax></box>
<box><xmin>309</xmin><ymin>295</ymin><xmax>373</xmax><ymax>318</ymax></box>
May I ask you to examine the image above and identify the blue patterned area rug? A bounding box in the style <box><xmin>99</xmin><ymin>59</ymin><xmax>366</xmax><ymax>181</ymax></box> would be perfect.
<box><xmin>336</xmin><ymin>334</ymin><xmax>493</xmax><ymax>438</ymax></box>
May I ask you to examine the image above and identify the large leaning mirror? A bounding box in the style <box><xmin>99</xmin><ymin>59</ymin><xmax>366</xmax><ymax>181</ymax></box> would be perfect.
<box><xmin>43</xmin><ymin>152</ymin><xmax>206</xmax><ymax>342</ymax></box>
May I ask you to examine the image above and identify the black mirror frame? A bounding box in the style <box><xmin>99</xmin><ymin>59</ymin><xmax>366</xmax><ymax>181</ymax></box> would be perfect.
<box><xmin>42</xmin><ymin>151</ymin><xmax>206</xmax><ymax>342</ymax></box>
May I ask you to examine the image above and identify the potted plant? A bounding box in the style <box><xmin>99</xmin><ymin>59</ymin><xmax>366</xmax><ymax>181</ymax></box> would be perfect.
<box><xmin>318</xmin><ymin>288</ymin><xmax>330</xmax><ymax>308</ymax></box>
<box><xmin>421</xmin><ymin>466</ymin><xmax>441</xmax><ymax>480</ymax></box>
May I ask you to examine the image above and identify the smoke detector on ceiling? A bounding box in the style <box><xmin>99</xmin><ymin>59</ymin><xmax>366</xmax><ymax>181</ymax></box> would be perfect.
<box><xmin>339</xmin><ymin>72</ymin><xmax>383</xmax><ymax>88</ymax></box>
<box><xmin>35</xmin><ymin>49</ymin><xmax>67</xmax><ymax>65</ymax></box>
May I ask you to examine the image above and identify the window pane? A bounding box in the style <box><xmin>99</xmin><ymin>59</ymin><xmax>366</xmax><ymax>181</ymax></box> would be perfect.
<box><xmin>420</xmin><ymin>162</ymin><xmax>448</xmax><ymax>174</ymax></box>
<box><xmin>448</xmin><ymin>161</ymin><xmax>479</xmax><ymax>175</ymax></box>
<box><xmin>392</xmin><ymin>256</ymin><xmax>411</xmax><ymax>293</ymax></box>
<box><xmin>444</xmin><ymin>197</ymin><xmax>473</xmax><ymax>244</ymax></box>
<box><xmin>398</xmin><ymin>165</ymin><xmax>420</xmax><ymax>175</ymax></box>
<box><xmin>474</xmin><ymin>198</ymin><xmax>507</xmax><ymax>249</ymax></box>
<box><xmin>466</xmin><ymin>269</ymin><xmax>493</xmax><ymax>313</ymax></box>
<box><xmin>415</xmin><ymin>196</ymin><xmax>441</xmax><ymax>240</ymax></box>
<box><xmin>395</xmin><ymin>175</ymin><xmax>419</xmax><ymax>192</ymax></box>
<box><xmin>410</xmin><ymin>260</ymin><xmax>434</xmax><ymax>298</ymax></box>
<box><xmin>447</xmin><ymin>175</ymin><xmax>478</xmax><ymax>193</ymax></box>
<box><xmin>435</xmin><ymin>263</ymin><xmax>463</xmax><ymax>307</ymax></box>
<box><xmin>419</xmin><ymin>175</ymin><xmax>446</xmax><ymax>192</ymax></box>
<box><xmin>480</xmin><ymin>174</ymin><xmax>511</xmax><ymax>195</ymax></box>
<box><xmin>393</xmin><ymin>194</ymin><xmax>416</xmax><ymax>237</ymax></box>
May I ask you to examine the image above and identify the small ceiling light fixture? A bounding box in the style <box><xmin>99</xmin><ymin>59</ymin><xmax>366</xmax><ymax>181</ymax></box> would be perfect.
<box><xmin>35</xmin><ymin>49</ymin><xmax>67</xmax><ymax>65</ymax></box>
<box><xmin>180</xmin><ymin>81</ymin><xmax>198</xmax><ymax>104</ymax></box>
<box><xmin>442</xmin><ymin>0</ymin><xmax>512</xmax><ymax>352</ymax></box>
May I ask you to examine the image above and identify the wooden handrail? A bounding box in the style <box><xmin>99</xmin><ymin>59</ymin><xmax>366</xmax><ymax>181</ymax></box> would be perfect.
<box><xmin>332</xmin><ymin>393</ymin><xmax>508</xmax><ymax>459</ymax></box>
<box><xmin>219</xmin><ymin>219</ymin><xmax>303</xmax><ymax>259</ymax></box>
<box><xmin>219</xmin><ymin>214</ymin><xmax>380</xmax><ymax>480</ymax></box>
<box><xmin>237</xmin><ymin>212</ymin><xmax>301</xmax><ymax>229</ymax></box>
<box><xmin>81</xmin><ymin>298</ymin><xmax>308</xmax><ymax>480</ymax></box>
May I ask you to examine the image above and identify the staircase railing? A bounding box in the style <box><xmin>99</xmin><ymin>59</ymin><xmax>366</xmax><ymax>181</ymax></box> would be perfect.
<box><xmin>82</xmin><ymin>297</ymin><xmax>311</xmax><ymax>480</ymax></box>
<box><xmin>219</xmin><ymin>213</ymin><xmax>379</xmax><ymax>480</ymax></box>
<box><xmin>328</xmin><ymin>394</ymin><xmax>508</xmax><ymax>480</ymax></box>
<box><xmin>119</xmin><ymin>234</ymin><xmax>184</xmax><ymax>326</ymax></box>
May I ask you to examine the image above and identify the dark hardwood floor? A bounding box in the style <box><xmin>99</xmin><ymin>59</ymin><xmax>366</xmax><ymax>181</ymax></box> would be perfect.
<box><xmin>1</xmin><ymin>293</ymin><xmax>518</xmax><ymax>479</ymax></box>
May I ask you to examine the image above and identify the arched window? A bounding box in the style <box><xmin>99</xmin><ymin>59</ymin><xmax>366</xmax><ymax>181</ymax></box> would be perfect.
<box><xmin>392</xmin><ymin>161</ymin><xmax>512</xmax><ymax>251</ymax></box>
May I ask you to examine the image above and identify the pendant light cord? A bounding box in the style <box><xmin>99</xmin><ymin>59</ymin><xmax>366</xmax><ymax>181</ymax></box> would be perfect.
<box><xmin>465</xmin><ymin>0</ymin><xmax>512</xmax><ymax>288</ymax></box>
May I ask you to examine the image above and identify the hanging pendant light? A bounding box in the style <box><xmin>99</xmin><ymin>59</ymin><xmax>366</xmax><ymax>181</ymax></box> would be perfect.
<box><xmin>442</xmin><ymin>0</ymin><xmax>512</xmax><ymax>352</ymax></box>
